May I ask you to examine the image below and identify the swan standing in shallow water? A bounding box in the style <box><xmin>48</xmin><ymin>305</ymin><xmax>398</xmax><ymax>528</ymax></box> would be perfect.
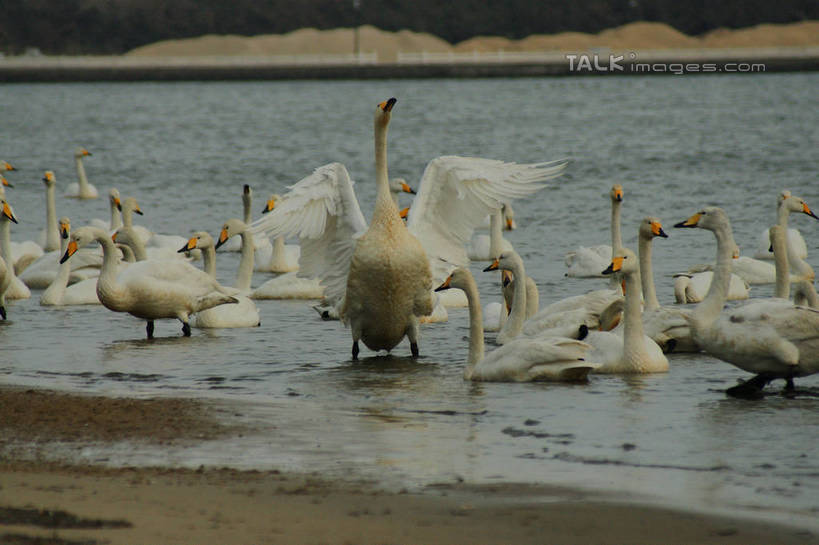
<box><xmin>674</xmin><ymin>206</ymin><xmax>819</xmax><ymax>397</ymax></box>
<box><xmin>65</xmin><ymin>147</ymin><xmax>98</xmax><ymax>199</ymax></box>
<box><xmin>582</xmin><ymin>247</ymin><xmax>669</xmax><ymax>374</ymax></box>
<box><xmin>179</xmin><ymin>224</ymin><xmax>260</xmax><ymax>328</ymax></box>
<box><xmin>565</xmin><ymin>184</ymin><xmax>623</xmax><ymax>278</ymax></box>
<box><xmin>436</xmin><ymin>265</ymin><xmax>599</xmax><ymax>382</ymax></box>
<box><xmin>62</xmin><ymin>226</ymin><xmax>237</xmax><ymax>338</ymax></box>
<box><xmin>753</xmin><ymin>190</ymin><xmax>813</xmax><ymax>260</ymax></box>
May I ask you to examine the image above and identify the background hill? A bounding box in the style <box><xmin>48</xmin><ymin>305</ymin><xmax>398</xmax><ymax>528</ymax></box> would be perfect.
<box><xmin>1</xmin><ymin>0</ymin><xmax>818</xmax><ymax>55</ymax></box>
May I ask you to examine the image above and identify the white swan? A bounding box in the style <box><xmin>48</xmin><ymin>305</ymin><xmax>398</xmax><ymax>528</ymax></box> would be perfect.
<box><xmin>0</xmin><ymin>199</ymin><xmax>31</xmax><ymax>300</ymax></box>
<box><xmin>521</xmin><ymin>286</ymin><xmax>623</xmax><ymax>338</ymax></box>
<box><xmin>65</xmin><ymin>147</ymin><xmax>98</xmax><ymax>199</ymax></box>
<box><xmin>581</xmin><ymin>247</ymin><xmax>669</xmax><ymax>374</ymax></box>
<box><xmin>254</xmin><ymin>193</ymin><xmax>300</xmax><ymax>272</ymax></box>
<box><xmin>180</xmin><ymin>225</ymin><xmax>260</xmax><ymax>328</ymax></box>
<box><xmin>565</xmin><ymin>184</ymin><xmax>623</xmax><ymax>278</ymax></box>
<box><xmin>466</xmin><ymin>208</ymin><xmax>514</xmax><ymax>261</ymax></box>
<box><xmin>62</xmin><ymin>226</ymin><xmax>237</xmax><ymax>338</ymax></box>
<box><xmin>673</xmin><ymin>267</ymin><xmax>750</xmax><ymax>304</ymax></box>
<box><xmin>36</xmin><ymin>171</ymin><xmax>61</xmax><ymax>252</ymax></box>
<box><xmin>501</xmin><ymin>269</ymin><xmax>539</xmax><ymax>319</ymax></box>
<box><xmin>40</xmin><ymin>218</ymin><xmax>101</xmax><ymax>306</ymax></box>
<box><xmin>250</xmin><ymin>101</ymin><xmax>567</xmax><ymax>355</ymax></box>
<box><xmin>782</xmin><ymin>229</ymin><xmax>819</xmax><ymax>308</ymax></box>
<box><xmin>752</xmin><ymin>191</ymin><xmax>814</xmax><ymax>260</ymax></box>
<box><xmin>436</xmin><ymin>266</ymin><xmax>598</xmax><ymax>381</ymax></box>
<box><xmin>483</xmin><ymin>251</ymin><xmax>531</xmax><ymax>344</ymax></box>
<box><xmin>674</xmin><ymin>206</ymin><xmax>819</xmax><ymax>396</ymax></box>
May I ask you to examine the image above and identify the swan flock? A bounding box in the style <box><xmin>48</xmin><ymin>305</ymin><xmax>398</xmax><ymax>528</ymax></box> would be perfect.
<box><xmin>2</xmin><ymin>98</ymin><xmax>818</xmax><ymax>399</ymax></box>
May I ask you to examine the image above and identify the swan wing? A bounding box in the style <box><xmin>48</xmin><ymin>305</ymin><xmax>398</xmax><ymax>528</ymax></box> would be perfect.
<box><xmin>473</xmin><ymin>338</ymin><xmax>596</xmax><ymax>382</ymax></box>
<box><xmin>407</xmin><ymin>156</ymin><xmax>567</xmax><ymax>284</ymax></box>
<box><xmin>249</xmin><ymin>163</ymin><xmax>367</xmax><ymax>305</ymax></box>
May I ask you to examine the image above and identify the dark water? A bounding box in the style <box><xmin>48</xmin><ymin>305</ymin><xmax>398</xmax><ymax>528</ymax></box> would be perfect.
<box><xmin>1</xmin><ymin>74</ymin><xmax>818</xmax><ymax>529</ymax></box>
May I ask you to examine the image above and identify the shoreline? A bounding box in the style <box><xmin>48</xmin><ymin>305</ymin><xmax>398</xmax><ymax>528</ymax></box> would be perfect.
<box><xmin>1</xmin><ymin>47</ymin><xmax>818</xmax><ymax>82</ymax></box>
<box><xmin>0</xmin><ymin>385</ymin><xmax>816</xmax><ymax>544</ymax></box>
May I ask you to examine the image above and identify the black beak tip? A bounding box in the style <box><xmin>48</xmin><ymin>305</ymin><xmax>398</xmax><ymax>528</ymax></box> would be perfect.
<box><xmin>602</xmin><ymin>265</ymin><xmax>614</xmax><ymax>275</ymax></box>
<box><xmin>59</xmin><ymin>251</ymin><xmax>70</xmax><ymax>264</ymax></box>
<box><xmin>434</xmin><ymin>285</ymin><xmax>446</xmax><ymax>292</ymax></box>
<box><xmin>177</xmin><ymin>245</ymin><xmax>188</xmax><ymax>253</ymax></box>
<box><xmin>673</xmin><ymin>221</ymin><xmax>688</xmax><ymax>228</ymax></box>
<box><xmin>116</xmin><ymin>203</ymin><xmax>122</xmax><ymax>211</ymax></box>
<box><xmin>135</xmin><ymin>210</ymin><xmax>144</xmax><ymax>216</ymax></box>
<box><xmin>659</xmin><ymin>229</ymin><xmax>669</xmax><ymax>238</ymax></box>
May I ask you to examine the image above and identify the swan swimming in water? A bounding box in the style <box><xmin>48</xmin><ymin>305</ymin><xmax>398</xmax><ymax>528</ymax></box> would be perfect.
<box><xmin>436</xmin><ymin>264</ymin><xmax>599</xmax><ymax>382</ymax></box>
<box><xmin>674</xmin><ymin>206</ymin><xmax>819</xmax><ymax>397</ymax></box>
<box><xmin>565</xmin><ymin>184</ymin><xmax>623</xmax><ymax>278</ymax></box>
<box><xmin>61</xmin><ymin>226</ymin><xmax>237</xmax><ymax>338</ymax></box>
<box><xmin>65</xmin><ymin>147</ymin><xmax>98</xmax><ymax>199</ymax></box>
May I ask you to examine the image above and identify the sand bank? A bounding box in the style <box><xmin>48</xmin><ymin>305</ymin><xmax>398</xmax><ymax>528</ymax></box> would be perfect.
<box><xmin>0</xmin><ymin>386</ymin><xmax>815</xmax><ymax>545</ymax></box>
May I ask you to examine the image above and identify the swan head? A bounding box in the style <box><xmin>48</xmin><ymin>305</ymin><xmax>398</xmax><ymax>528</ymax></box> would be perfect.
<box><xmin>0</xmin><ymin>199</ymin><xmax>18</xmax><ymax>224</ymax></box>
<box><xmin>1</xmin><ymin>161</ymin><xmax>16</xmax><ymax>172</ymax></box>
<box><xmin>262</xmin><ymin>194</ymin><xmax>282</xmax><ymax>215</ymax></box>
<box><xmin>780</xmin><ymin>193</ymin><xmax>818</xmax><ymax>220</ymax></box>
<box><xmin>1</xmin><ymin>176</ymin><xmax>12</xmax><ymax>188</ymax></box>
<box><xmin>435</xmin><ymin>267</ymin><xmax>473</xmax><ymax>292</ymax></box>
<box><xmin>108</xmin><ymin>188</ymin><xmax>121</xmax><ymax>208</ymax></box>
<box><xmin>120</xmin><ymin>196</ymin><xmax>143</xmax><ymax>216</ymax></box>
<box><xmin>603</xmin><ymin>247</ymin><xmax>638</xmax><ymax>276</ymax></box>
<box><xmin>399</xmin><ymin>207</ymin><xmax>410</xmax><ymax>221</ymax></box>
<box><xmin>61</xmin><ymin>226</ymin><xmax>100</xmax><ymax>263</ymax></box>
<box><xmin>389</xmin><ymin>178</ymin><xmax>415</xmax><ymax>195</ymax></box>
<box><xmin>639</xmin><ymin>217</ymin><xmax>667</xmax><ymax>240</ymax></box>
<box><xmin>179</xmin><ymin>231</ymin><xmax>214</xmax><ymax>253</ymax></box>
<box><xmin>375</xmin><ymin>97</ymin><xmax>397</xmax><ymax>126</ymax></box>
<box><xmin>215</xmin><ymin>218</ymin><xmax>247</xmax><ymax>249</ymax></box>
<box><xmin>42</xmin><ymin>170</ymin><xmax>56</xmax><ymax>187</ymax></box>
<box><xmin>59</xmin><ymin>217</ymin><xmax>70</xmax><ymax>239</ymax></box>
<box><xmin>502</xmin><ymin>203</ymin><xmax>516</xmax><ymax>230</ymax></box>
<box><xmin>610</xmin><ymin>184</ymin><xmax>624</xmax><ymax>203</ymax></box>
<box><xmin>673</xmin><ymin>206</ymin><xmax>729</xmax><ymax>232</ymax></box>
<box><xmin>74</xmin><ymin>147</ymin><xmax>92</xmax><ymax>158</ymax></box>
<box><xmin>482</xmin><ymin>251</ymin><xmax>522</xmax><ymax>273</ymax></box>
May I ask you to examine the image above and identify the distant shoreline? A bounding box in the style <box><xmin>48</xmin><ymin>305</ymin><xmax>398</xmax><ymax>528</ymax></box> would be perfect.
<box><xmin>1</xmin><ymin>47</ymin><xmax>818</xmax><ymax>82</ymax></box>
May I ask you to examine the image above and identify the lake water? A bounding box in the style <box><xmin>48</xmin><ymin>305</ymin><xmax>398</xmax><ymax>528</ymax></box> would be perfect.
<box><xmin>1</xmin><ymin>74</ymin><xmax>818</xmax><ymax>529</ymax></box>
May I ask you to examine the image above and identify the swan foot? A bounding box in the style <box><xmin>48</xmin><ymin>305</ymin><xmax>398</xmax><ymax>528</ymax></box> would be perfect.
<box><xmin>0</xmin><ymin>306</ymin><xmax>5</xmax><ymax>320</ymax></box>
<box><xmin>411</xmin><ymin>342</ymin><xmax>419</xmax><ymax>358</ymax></box>
<box><xmin>146</xmin><ymin>320</ymin><xmax>155</xmax><ymax>339</ymax></box>
<box><xmin>725</xmin><ymin>374</ymin><xmax>772</xmax><ymax>399</ymax></box>
<box><xmin>182</xmin><ymin>322</ymin><xmax>191</xmax><ymax>337</ymax></box>
<box><xmin>662</xmin><ymin>339</ymin><xmax>678</xmax><ymax>354</ymax></box>
<box><xmin>352</xmin><ymin>341</ymin><xmax>359</xmax><ymax>360</ymax></box>
<box><xmin>784</xmin><ymin>377</ymin><xmax>795</xmax><ymax>391</ymax></box>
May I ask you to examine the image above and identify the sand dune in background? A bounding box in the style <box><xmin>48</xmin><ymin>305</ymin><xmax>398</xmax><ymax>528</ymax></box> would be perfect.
<box><xmin>127</xmin><ymin>21</ymin><xmax>819</xmax><ymax>61</ymax></box>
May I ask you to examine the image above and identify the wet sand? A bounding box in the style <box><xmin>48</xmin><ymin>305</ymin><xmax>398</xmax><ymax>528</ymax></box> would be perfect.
<box><xmin>0</xmin><ymin>386</ymin><xmax>815</xmax><ymax>545</ymax></box>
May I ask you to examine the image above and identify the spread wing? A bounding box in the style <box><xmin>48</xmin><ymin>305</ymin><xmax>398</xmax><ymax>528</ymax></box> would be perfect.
<box><xmin>249</xmin><ymin>163</ymin><xmax>367</xmax><ymax>306</ymax></box>
<box><xmin>407</xmin><ymin>156</ymin><xmax>568</xmax><ymax>284</ymax></box>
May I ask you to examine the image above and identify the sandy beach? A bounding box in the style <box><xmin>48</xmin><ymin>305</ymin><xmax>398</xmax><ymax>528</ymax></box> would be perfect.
<box><xmin>0</xmin><ymin>386</ymin><xmax>815</xmax><ymax>545</ymax></box>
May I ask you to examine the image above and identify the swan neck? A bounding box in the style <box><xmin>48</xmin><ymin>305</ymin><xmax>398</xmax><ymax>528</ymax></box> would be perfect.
<box><xmin>694</xmin><ymin>224</ymin><xmax>735</xmax><ymax>325</ymax></box>
<box><xmin>95</xmin><ymin>229</ymin><xmax>128</xmax><ymax>306</ymax></box>
<box><xmin>0</xmin><ymin>218</ymin><xmax>12</xmax><ymax>265</ymax></box>
<box><xmin>43</xmin><ymin>240</ymin><xmax>72</xmax><ymax>304</ymax></box>
<box><xmin>776</xmin><ymin>205</ymin><xmax>790</xmax><ymax>228</ymax></box>
<box><xmin>75</xmin><ymin>156</ymin><xmax>89</xmax><ymax>191</ymax></box>
<box><xmin>373</xmin><ymin>115</ymin><xmax>396</xmax><ymax>213</ymax></box>
<box><xmin>489</xmin><ymin>211</ymin><xmax>503</xmax><ymax>259</ymax></box>
<box><xmin>638</xmin><ymin>235</ymin><xmax>660</xmax><ymax>311</ymax></box>
<box><xmin>771</xmin><ymin>227</ymin><xmax>790</xmax><ymax>299</ymax></box>
<box><xmin>273</xmin><ymin>236</ymin><xmax>286</xmax><ymax>259</ymax></box>
<box><xmin>121</xmin><ymin>208</ymin><xmax>133</xmax><ymax>229</ymax></box>
<box><xmin>461</xmin><ymin>274</ymin><xmax>485</xmax><ymax>369</ymax></box>
<box><xmin>502</xmin><ymin>259</ymin><xmax>527</xmax><ymax>339</ymax></box>
<box><xmin>242</xmin><ymin>195</ymin><xmax>252</xmax><ymax>225</ymax></box>
<box><xmin>44</xmin><ymin>183</ymin><xmax>59</xmax><ymax>251</ymax></box>
<box><xmin>202</xmin><ymin>246</ymin><xmax>216</xmax><ymax>277</ymax></box>
<box><xmin>235</xmin><ymin>231</ymin><xmax>254</xmax><ymax>291</ymax></box>
<box><xmin>623</xmin><ymin>269</ymin><xmax>645</xmax><ymax>349</ymax></box>
<box><xmin>611</xmin><ymin>199</ymin><xmax>623</xmax><ymax>252</ymax></box>
<box><xmin>110</xmin><ymin>200</ymin><xmax>122</xmax><ymax>230</ymax></box>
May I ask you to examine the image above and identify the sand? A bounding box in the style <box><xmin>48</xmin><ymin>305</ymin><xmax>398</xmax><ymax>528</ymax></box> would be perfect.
<box><xmin>126</xmin><ymin>21</ymin><xmax>819</xmax><ymax>61</ymax></box>
<box><xmin>0</xmin><ymin>386</ymin><xmax>816</xmax><ymax>545</ymax></box>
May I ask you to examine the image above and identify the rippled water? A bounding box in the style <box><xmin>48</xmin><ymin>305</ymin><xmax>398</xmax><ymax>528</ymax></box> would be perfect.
<box><xmin>1</xmin><ymin>74</ymin><xmax>818</xmax><ymax>528</ymax></box>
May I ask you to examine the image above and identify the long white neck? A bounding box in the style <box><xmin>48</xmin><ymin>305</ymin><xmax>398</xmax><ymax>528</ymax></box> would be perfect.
<box><xmin>489</xmin><ymin>211</ymin><xmax>504</xmax><ymax>259</ymax></box>
<box><xmin>272</xmin><ymin>236</ymin><xmax>287</xmax><ymax>263</ymax></box>
<box><xmin>786</xmin><ymin>237</ymin><xmax>818</xmax><ymax>308</ymax></box>
<box><xmin>373</xmin><ymin>115</ymin><xmax>399</xmax><ymax>218</ymax></box>
<box><xmin>0</xmin><ymin>217</ymin><xmax>13</xmax><ymax>266</ymax></box>
<box><xmin>93</xmin><ymin>228</ymin><xmax>132</xmax><ymax>311</ymax></box>
<box><xmin>770</xmin><ymin>226</ymin><xmax>790</xmax><ymax>299</ymax></box>
<box><xmin>525</xmin><ymin>277</ymin><xmax>539</xmax><ymax>319</ymax></box>
<box><xmin>638</xmin><ymin>234</ymin><xmax>660</xmax><ymax>311</ymax></box>
<box><xmin>123</xmin><ymin>228</ymin><xmax>148</xmax><ymax>261</ymax></box>
<box><xmin>121</xmin><ymin>208</ymin><xmax>133</xmax><ymax>229</ymax></box>
<box><xmin>459</xmin><ymin>274</ymin><xmax>485</xmax><ymax>375</ymax></box>
<box><xmin>242</xmin><ymin>192</ymin><xmax>252</xmax><ymax>224</ymax></box>
<box><xmin>499</xmin><ymin>257</ymin><xmax>527</xmax><ymax>341</ymax></box>
<box><xmin>201</xmin><ymin>245</ymin><xmax>216</xmax><ymax>277</ymax></box>
<box><xmin>110</xmin><ymin>200</ymin><xmax>122</xmax><ymax>231</ymax></box>
<box><xmin>776</xmin><ymin>203</ymin><xmax>790</xmax><ymax>228</ymax></box>
<box><xmin>41</xmin><ymin>233</ymin><xmax>71</xmax><ymax>304</ymax></box>
<box><xmin>235</xmin><ymin>231</ymin><xmax>255</xmax><ymax>292</ymax></box>
<box><xmin>692</xmin><ymin>223</ymin><xmax>735</xmax><ymax>328</ymax></box>
<box><xmin>44</xmin><ymin>183</ymin><xmax>59</xmax><ymax>251</ymax></box>
<box><xmin>611</xmin><ymin>199</ymin><xmax>623</xmax><ymax>252</ymax></box>
<box><xmin>622</xmin><ymin>267</ymin><xmax>646</xmax><ymax>356</ymax></box>
<box><xmin>76</xmin><ymin>155</ymin><xmax>89</xmax><ymax>193</ymax></box>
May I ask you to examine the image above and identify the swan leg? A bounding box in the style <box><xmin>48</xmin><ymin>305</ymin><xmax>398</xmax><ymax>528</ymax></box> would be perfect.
<box><xmin>146</xmin><ymin>320</ymin><xmax>155</xmax><ymax>339</ymax></box>
<box><xmin>784</xmin><ymin>377</ymin><xmax>795</xmax><ymax>391</ymax></box>
<box><xmin>725</xmin><ymin>374</ymin><xmax>772</xmax><ymax>399</ymax></box>
<box><xmin>352</xmin><ymin>341</ymin><xmax>360</xmax><ymax>360</ymax></box>
<box><xmin>182</xmin><ymin>322</ymin><xmax>191</xmax><ymax>337</ymax></box>
<box><xmin>0</xmin><ymin>306</ymin><xmax>5</xmax><ymax>320</ymax></box>
<box><xmin>407</xmin><ymin>318</ymin><xmax>420</xmax><ymax>358</ymax></box>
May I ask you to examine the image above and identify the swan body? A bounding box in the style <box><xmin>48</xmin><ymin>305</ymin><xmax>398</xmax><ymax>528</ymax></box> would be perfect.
<box><xmin>65</xmin><ymin>147</ymin><xmax>98</xmax><ymax>199</ymax></box>
<box><xmin>437</xmin><ymin>266</ymin><xmax>598</xmax><ymax>382</ymax></box>
<box><xmin>63</xmin><ymin>226</ymin><xmax>237</xmax><ymax>338</ymax></box>
<box><xmin>482</xmin><ymin>301</ymin><xmax>507</xmax><ymax>332</ymax></box>
<box><xmin>673</xmin><ymin>271</ymin><xmax>749</xmax><ymax>303</ymax></box>
<box><xmin>674</xmin><ymin>206</ymin><xmax>819</xmax><ymax>395</ymax></box>
<box><xmin>181</xmin><ymin>226</ymin><xmax>260</xmax><ymax>328</ymax></box>
<box><xmin>41</xmin><ymin>218</ymin><xmax>101</xmax><ymax>306</ymax></box>
<box><xmin>251</xmin><ymin>272</ymin><xmax>325</xmax><ymax>300</ymax></box>
<box><xmin>522</xmin><ymin>289</ymin><xmax>623</xmax><ymax>337</ymax></box>
<box><xmin>0</xmin><ymin>199</ymin><xmax>31</xmax><ymax>300</ymax></box>
<box><xmin>753</xmin><ymin>227</ymin><xmax>807</xmax><ymax>260</ymax></box>
<box><xmin>565</xmin><ymin>184</ymin><xmax>623</xmax><ymax>278</ymax></box>
<box><xmin>467</xmin><ymin>209</ymin><xmax>514</xmax><ymax>261</ymax></box>
<box><xmin>582</xmin><ymin>247</ymin><xmax>668</xmax><ymax>373</ymax></box>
